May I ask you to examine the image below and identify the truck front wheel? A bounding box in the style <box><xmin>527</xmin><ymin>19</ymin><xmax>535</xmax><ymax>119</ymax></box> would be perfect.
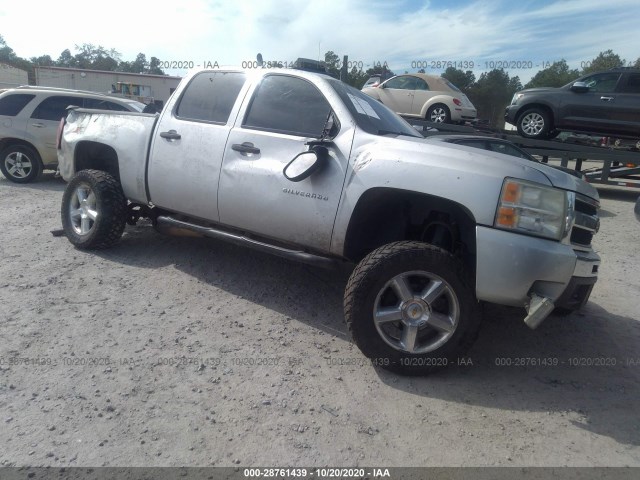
<box><xmin>344</xmin><ymin>241</ymin><xmax>481</xmax><ymax>375</ymax></box>
<box><xmin>61</xmin><ymin>169</ymin><xmax>127</xmax><ymax>249</ymax></box>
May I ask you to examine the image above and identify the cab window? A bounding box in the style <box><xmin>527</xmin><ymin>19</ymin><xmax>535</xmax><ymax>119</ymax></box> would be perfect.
<box><xmin>176</xmin><ymin>71</ymin><xmax>246</xmax><ymax>124</ymax></box>
<box><xmin>243</xmin><ymin>75</ymin><xmax>331</xmax><ymax>138</ymax></box>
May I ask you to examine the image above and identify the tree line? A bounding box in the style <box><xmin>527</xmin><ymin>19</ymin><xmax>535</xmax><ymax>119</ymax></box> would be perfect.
<box><xmin>1</xmin><ymin>35</ymin><xmax>637</xmax><ymax>128</ymax></box>
<box><xmin>326</xmin><ymin>49</ymin><xmax>639</xmax><ymax>128</ymax></box>
<box><xmin>0</xmin><ymin>35</ymin><xmax>165</xmax><ymax>84</ymax></box>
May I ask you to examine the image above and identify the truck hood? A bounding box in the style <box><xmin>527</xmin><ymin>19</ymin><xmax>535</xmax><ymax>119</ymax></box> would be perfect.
<box><xmin>532</xmin><ymin>161</ymin><xmax>599</xmax><ymax>201</ymax></box>
<box><xmin>385</xmin><ymin>135</ymin><xmax>600</xmax><ymax>202</ymax></box>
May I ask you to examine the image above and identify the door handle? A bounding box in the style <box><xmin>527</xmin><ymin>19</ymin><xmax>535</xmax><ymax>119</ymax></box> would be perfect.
<box><xmin>160</xmin><ymin>130</ymin><xmax>181</xmax><ymax>140</ymax></box>
<box><xmin>31</xmin><ymin>122</ymin><xmax>45</xmax><ymax>128</ymax></box>
<box><xmin>600</xmin><ymin>96</ymin><xmax>614</xmax><ymax>101</ymax></box>
<box><xmin>231</xmin><ymin>142</ymin><xmax>260</xmax><ymax>154</ymax></box>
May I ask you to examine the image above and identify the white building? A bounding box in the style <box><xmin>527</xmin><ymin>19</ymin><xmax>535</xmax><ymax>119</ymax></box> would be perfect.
<box><xmin>34</xmin><ymin>66</ymin><xmax>182</xmax><ymax>104</ymax></box>
<box><xmin>0</xmin><ymin>63</ymin><xmax>29</xmax><ymax>88</ymax></box>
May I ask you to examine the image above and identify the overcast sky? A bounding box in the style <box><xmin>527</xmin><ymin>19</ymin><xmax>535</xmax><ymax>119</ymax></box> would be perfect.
<box><xmin>2</xmin><ymin>0</ymin><xmax>639</xmax><ymax>83</ymax></box>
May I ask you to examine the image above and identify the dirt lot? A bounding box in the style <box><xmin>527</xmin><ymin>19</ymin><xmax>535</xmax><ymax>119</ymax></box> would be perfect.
<box><xmin>1</xmin><ymin>173</ymin><xmax>639</xmax><ymax>467</ymax></box>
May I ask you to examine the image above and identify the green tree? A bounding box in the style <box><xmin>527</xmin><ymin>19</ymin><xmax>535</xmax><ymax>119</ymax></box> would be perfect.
<box><xmin>441</xmin><ymin>67</ymin><xmax>475</xmax><ymax>93</ymax></box>
<box><xmin>525</xmin><ymin>60</ymin><xmax>580</xmax><ymax>88</ymax></box>
<box><xmin>0</xmin><ymin>34</ymin><xmax>17</xmax><ymax>63</ymax></box>
<box><xmin>131</xmin><ymin>53</ymin><xmax>148</xmax><ymax>73</ymax></box>
<box><xmin>347</xmin><ymin>66</ymin><xmax>369</xmax><ymax>89</ymax></box>
<box><xmin>324</xmin><ymin>51</ymin><xmax>341</xmax><ymax>78</ymax></box>
<box><xmin>468</xmin><ymin>69</ymin><xmax>521</xmax><ymax>128</ymax></box>
<box><xmin>323</xmin><ymin>51</ymin><xmax>389</xmax><ymax>88</ymax></box>
<box><xmin>119</xmin><ymin>53</ymin><xmax>148</xmax><ymax>73</ymax></box>
<box><xmin>30</xmin><ymin>55</ymin><xmax>54</xmax><ymax>66</ymax></box>
<box><xmin>56</xmin><ymin>49</ymin><xmax>76</xmax><ymax>67</ymax></box>
<box><xmin>581</xmin><ymin>49</ymin><xmax>625</xmax><ymax>75</ymax></box>
<box><xmin>148</xmin><ymin>57</ymin><xmax>164</xmax><ymax>75</ymax></box>
<box><xmin>69</xmin><ymin>44</ymin><xmax>120</xmax><ymax>70</ymax></box>
<box><xmin>0</xmin><ymin>34</ymin><xmax>31</xmax><ymax>71</ymax></box>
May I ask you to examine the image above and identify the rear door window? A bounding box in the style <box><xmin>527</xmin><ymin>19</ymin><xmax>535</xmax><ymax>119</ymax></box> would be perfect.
<box><xmin>621</xmin><ymin>74</ymin><xmax>640</xmax><ymax>94</ymax></box>
<box><xmin>414</xmin><ymin>78</ymin><xmax>430</xmax><ymax>91</ymax></box>
<box><xmin>0</xmin><ymin>94</ymin><xmax>36</xmax><ymax>116</ymax></box>
<box><xmin>31</xmin><ymin>96</ymin><xmax>82</xmax><ymax>121</ymax></box>
<box><xmin>176</xmin><ymin>71</ymin><xmax>246</xmax><ymax>123</ymax></box>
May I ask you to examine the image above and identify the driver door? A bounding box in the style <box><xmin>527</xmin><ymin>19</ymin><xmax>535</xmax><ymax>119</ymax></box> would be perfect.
<box><xmin>217</xmin><ymin>74</ymin><xmax>351</xmax><ymax>252</ymax></box>
<box><xmin>377</xmin><ymin>76</ymin><xmax>416</xmax><ymax>115</ymax></box>
<box><xmin>562</xmin><ymin>72</ymin><xmax>622</xmax><ymax>132</ymax></box>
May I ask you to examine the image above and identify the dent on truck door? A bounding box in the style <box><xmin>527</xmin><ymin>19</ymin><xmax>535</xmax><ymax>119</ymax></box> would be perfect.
<box><xmin>218</xmin><ymin>74</ymin><xmax>351</xmax><ymax>252</ymax></box>
<box><xmin>147</xmin><ymin>71</ymin><xmax>247</xmax><ymax>221</ymax></box>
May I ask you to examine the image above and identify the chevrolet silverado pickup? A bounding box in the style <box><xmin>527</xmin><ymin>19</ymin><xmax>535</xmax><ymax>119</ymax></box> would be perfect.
<box><xmin>57</xmin><ymin>68</ymin><xmax>601</xmax><ymax>374</ymax></box>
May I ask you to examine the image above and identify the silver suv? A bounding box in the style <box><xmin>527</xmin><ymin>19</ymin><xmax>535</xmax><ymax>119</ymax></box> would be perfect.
<box><xmin>0</xmin><ymin>87</ymin><xmax>144</xmax><ymax>183</ymax></box>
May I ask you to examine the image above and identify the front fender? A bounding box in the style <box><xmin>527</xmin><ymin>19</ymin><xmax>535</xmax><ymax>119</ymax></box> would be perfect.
<box><xmin>330</xmin><ymin>131</ymin><xmax>552</xmax><ymax>257</ymax></box>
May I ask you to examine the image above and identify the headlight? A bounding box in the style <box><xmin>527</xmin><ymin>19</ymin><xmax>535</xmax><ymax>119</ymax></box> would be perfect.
<box><xmin>511</xmin><ymin>93</ymin><xmax>524</xmax><ymax>105</ymax></box>
<box><xmin>494</xmin><ymin>178</ymin><xmax>568</xmax><ymax>240</ymax></box>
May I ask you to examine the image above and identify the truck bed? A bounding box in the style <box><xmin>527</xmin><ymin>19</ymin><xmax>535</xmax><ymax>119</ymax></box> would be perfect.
<box><xmin>58</xmin><ymin>109</ymin><xmax>159</xmax><ymax>204</ymax></box>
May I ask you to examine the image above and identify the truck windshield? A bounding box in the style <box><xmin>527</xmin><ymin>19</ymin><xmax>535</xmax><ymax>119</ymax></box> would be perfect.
<box><xmin>328</xmin><ymin>80</ymin><xmax>421</xmax><ymax>138</ymax></box>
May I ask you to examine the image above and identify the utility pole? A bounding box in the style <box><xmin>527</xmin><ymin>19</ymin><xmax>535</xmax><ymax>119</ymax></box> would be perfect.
<box><xmin>341</xmin><ymin>55</ymin><xmax>348</xmax><ymax>83</ymax></box>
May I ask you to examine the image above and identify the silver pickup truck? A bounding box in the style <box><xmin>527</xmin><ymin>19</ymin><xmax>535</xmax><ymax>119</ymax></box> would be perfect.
<box><xmin>57</xmin><ymin>68</ymin><xmax>601</xmax><ymax>374</ymax></box>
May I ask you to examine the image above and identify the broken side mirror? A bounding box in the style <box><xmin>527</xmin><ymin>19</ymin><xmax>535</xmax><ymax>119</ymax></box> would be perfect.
<box><xmin>283</xmin><ymin>146</ymin><xmax>328</xmax><ymax>182</ymax></box>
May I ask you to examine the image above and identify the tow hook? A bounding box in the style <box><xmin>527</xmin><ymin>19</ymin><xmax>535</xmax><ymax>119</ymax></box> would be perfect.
<box><xmin>523</xmin><ymin>294</ymin><xmax>555</xmax><ymax>329</ymax></box>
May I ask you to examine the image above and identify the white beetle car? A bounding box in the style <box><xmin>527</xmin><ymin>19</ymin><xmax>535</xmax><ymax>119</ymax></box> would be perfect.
<box><xmin>362</xmin><ymin>73</ymin><xmax>476</xmax><ymax>124</ymax></box>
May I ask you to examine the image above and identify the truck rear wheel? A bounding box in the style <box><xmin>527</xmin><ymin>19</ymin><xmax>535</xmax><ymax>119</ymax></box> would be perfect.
<box><xmin>61</xmin><ymin>169</ymin><xmax>127</xmax><ymax>249</ymax></box>
<box><xmin>344</xmin><ymin>241</ymin><xmax>481</xmax><ymax>375</ymax></box>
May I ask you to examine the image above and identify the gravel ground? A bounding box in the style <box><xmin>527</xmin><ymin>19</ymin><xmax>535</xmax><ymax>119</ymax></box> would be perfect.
<box><xmin>0</xmin><ymin>173</ymin><xmax>639</xmax><ymax>467</ymax></box>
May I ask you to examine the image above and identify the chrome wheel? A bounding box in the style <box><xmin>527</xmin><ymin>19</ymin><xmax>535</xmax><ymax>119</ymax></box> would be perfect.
<box><xmin>4</xmin><ymin>151</ymin><xmax>33</xmax><ymax>179</ymax></box>
<box><xmin>373</xmin><ymin>270</ymin><xmax>459</xmax><ymax>354</ymax></box>
<box><xmin>69</xmin><ymin>184</ymin><xmax>98</xmax><ymax>235</ymax></box>
<box><xmin>520</xmin><ymin>112</ymin><xmax>545</xmax><ymax>136</ymax></box>
<box><xmin>429</xmin><ymin>107</ymin><xmax>448</xmax><ymax>123</ymax></box>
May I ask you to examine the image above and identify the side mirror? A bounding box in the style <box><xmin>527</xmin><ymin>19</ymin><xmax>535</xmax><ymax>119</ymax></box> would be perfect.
<box><xmin>570</xmin><ymin>81</ymin><xmax>589</xmax><ymax>93</ymax></box>
<box><xmin>283</xmin><ymin>147</ymin><xmax>328</xmax><ymax>182</ymax></box>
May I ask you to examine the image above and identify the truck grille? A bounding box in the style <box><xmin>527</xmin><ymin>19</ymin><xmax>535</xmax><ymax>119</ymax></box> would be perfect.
<box><xmin>570</xmin><ymin>195</ymin><xmax>599</xmax><ymax>250</ymax></box>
